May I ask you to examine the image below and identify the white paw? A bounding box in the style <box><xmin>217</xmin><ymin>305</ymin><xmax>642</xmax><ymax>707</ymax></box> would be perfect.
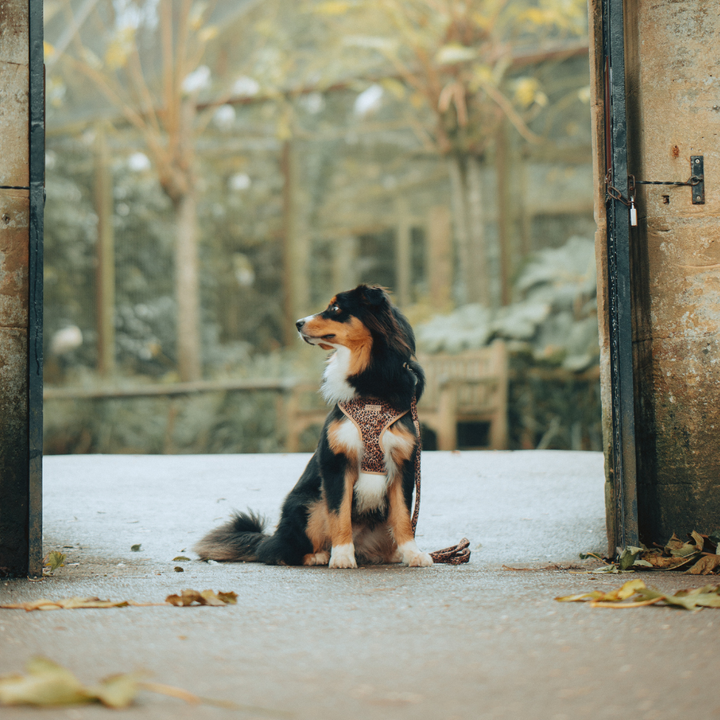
<box><xmin>406</xmin><ymin>551</ymin><xmax>434</xmax><ymax>567</ymax></box>
<box><xmin>303</xmin><ymin>551</ymin><xmax>330</xmax><ymax>566</ymax></box>
<box><xmin>398</xmin><ymin>541</ymin><xmax>433</xmax><ymax>567</ymax></box>
<box><xmin>329</xmin><ymin>543</ymin><xmax>357</xmax><ymax>569</ymax></box>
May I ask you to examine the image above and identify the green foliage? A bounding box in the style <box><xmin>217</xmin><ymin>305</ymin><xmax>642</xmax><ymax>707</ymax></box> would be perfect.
<box><xmin>417</xmin><ymin>236</ymin><xmax>598</xmax><ymax>371</ymax></box>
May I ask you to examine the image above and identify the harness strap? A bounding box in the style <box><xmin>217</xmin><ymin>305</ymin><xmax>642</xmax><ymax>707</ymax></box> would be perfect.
<box><xmin>409</xmin><ymin>396</ymin><xmax>470</xmax><ymax>564</ymax></box>
<box><xmin>339</xmin><ymin>387</ymin><xmax>471</xmax><ymax>566</ymax></box>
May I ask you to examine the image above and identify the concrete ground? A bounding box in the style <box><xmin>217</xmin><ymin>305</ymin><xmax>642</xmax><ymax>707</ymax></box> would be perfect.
<box><xmin>1</xmin><ymin>450</ymin><xmax>718</xmax><ymax>720</ymax></box>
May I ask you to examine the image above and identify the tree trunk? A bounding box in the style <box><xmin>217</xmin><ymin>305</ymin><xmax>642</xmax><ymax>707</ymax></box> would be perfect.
<box><xmin>94</xmin><ymin>125</ymin><xmax>115</xmax><ymax>376</ymax></box>
<box><xmin>447</xmin><ymin>155</ymin><xmax>470</xmax><ymax>305</ymax></box>
<box><xmin>281</xmin><ymin>140</ymin><xmax>309</xmax><ymax>343</ymax></box>
<box><xmin>394</xmin><ymin>196</ymin><xmax>411</xmax><ymax>307</ymax></box>
<box><xmin>447</xmin><ymin>154</ymin><xmax>490</xmax><ymax>306</ymax></box>
<box><xmin>175</xmin><ymin>190</ymin><xmax>202</xmax><ymax>381</ymax></box>
<box><xmin>465</xmin><ymin>154</ymin><xmax>489</xmax><ymax>306</ymax></box>
<box><xmin>427</xmin><ymin>205</ymin><xmax>453</xmax><ymax>310</ymax></box>
<box><xmin>495</xmin><ymin>121</ymin><xmax>512</xmax><ymax>306</ymax></box>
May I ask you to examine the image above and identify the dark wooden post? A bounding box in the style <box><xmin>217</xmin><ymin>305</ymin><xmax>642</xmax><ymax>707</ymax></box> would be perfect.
<box><xmin>0</xmin><ymin>0</ymin><xmax>44</xmax><ymax>577</ymax></box>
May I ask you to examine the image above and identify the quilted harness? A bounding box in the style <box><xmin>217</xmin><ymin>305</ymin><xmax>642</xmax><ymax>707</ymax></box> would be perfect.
<box><xmin>337</xmin><ymin>386</ymin><xmax>470</xmax><ymax>565</ymax></box>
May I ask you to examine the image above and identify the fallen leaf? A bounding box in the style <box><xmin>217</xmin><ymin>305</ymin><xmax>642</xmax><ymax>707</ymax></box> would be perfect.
<box><xmin>0</xmin><ymin>597</ymin><xmax>156</xmax><ymax>612</ymax></box>
<box><xmin>666</xmin><ymin>534</ymin><xmax>699</xmax><ymax>558</ymax></box>
<box><xmin>174</xmin><ymin>567</ymin><xmax>185</xmax><ymax>573</ymax></box>
<box><xmin>131</xmin><ymin>544</ymin><xmax>141</xmax><ymax>552</ymax></box>
<box><xmin>618</xmin><ymin>547</ymin><xmax>642</xmax><ymax>571</ymax></box>
<box><xmin>173</xmin><ymin>556</ymin><xmax>191</xmax><ymax>562</ymax></box>
<box><xmin>0</xmin><ymin>658</ymin><xmax>88</xmax><ymax>706</ymax></box>
<box><xmin>86</xmin><ymin>673</ymin><xmax>141</xmax><ymax>708</ymax></box>
<box><xmin>43</xmin><ymin>552</ymin><xmax>66</xmax><ymax>574</ymax></box>
<box><xmin>643</xmin><ymin>554</ymin><xmax>698</xmax><ymax>570</ymax></box>
<box><xmin>216</xmin><ymin>591</ymin><xmax>238</xmax><ymax>605</ymax></box>
<box><xmin>691</xmin><ymin>531</ymin><xmax>705</xmax><ymax>553</ymax></box>
<box><xmin>558</xmin><ymin>579</ymin><xmax>720</xmax><ymax>611</ymax></box>
<box><xmin>555</xmin><ymin>590</ymin><xmax>605</xmax><ymax>603</ymax></box>
<box><xmin>164</xmin><ymin>589</ymin><xmax>236</xmax><ymax>607</ymax></box>
<box><xmin>599</xmin><ymin>578</ymin><xmax>647</xmax><ymax>602</ymax></box>
<box><xmin>685</xmin><ymin>555</ymin><xmax>720</xmax><ymax>576</ymax></box>
<box><xmin>0</xmin><ymin>659</ymin><xmax>223</xmax><ymax>710</ymax></box>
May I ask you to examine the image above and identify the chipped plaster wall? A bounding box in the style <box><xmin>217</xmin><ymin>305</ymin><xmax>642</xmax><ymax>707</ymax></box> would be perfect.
<box><xmin>592</xmin><ymin>0</ymin><xmax>720</xmax><ymax>548</ymax></box>
<box><xmin>0</xmin><ymin>0</ymin><xmax>30</xmax><ymax>575</ymax></box>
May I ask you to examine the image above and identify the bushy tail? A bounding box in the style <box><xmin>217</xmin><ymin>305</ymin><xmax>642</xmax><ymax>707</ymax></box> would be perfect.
<box><xmin>193</xmin><ymin>510</ymin><xmax>268</xmax><ymax>562</ymax></box>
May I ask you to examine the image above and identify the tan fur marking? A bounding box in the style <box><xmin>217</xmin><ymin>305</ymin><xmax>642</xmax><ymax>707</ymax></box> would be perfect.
<box><xmin>306</xmin><ymin>500</ymin><xmax>330</xmax><ymax>553</ymax></box>
<box><xmin>301</xmin><ymin>315</ymin><xmax>373</xmax><ymax>375</ymax></box>
<box><xmin>328</xmin><ymin>419</ymin><xmax>360</xmax><ymax>460</ymax></box>
<box><xmin>328</xmin><ymin>468</ymin><xmax>357</xmax><ymax>547</ymax></box>
<box><xmin>344</xmin><ymin>317</ymin><xmax>373</xmax><ymax>375</ymax></box>
<box><xmin>387</xmin><ymin>477</ymin><xmax>415</xmax><ymax>548</ymax></box>
<box><xmin>386</xmin><ymin>424</ymin><xmax>416</xmax><ymax>466</ymax></box>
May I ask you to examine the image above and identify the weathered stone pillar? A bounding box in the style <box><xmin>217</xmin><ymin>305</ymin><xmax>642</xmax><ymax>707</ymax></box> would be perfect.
<box><xmin>0</xmin><ymin>0</ymin><xmax>43</xmax><ymax>576</ymax></box>
<box><xmin>591</xmin><ymin>0</ymin><xmax>720</xmax><ymax>548</ymax></box>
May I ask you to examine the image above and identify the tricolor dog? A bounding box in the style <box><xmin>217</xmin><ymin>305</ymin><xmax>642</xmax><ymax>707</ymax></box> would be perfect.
<box><xmin>194</xmin><ymin>284</ymin><xmax>433</xmax><ymax>568</ymax></box>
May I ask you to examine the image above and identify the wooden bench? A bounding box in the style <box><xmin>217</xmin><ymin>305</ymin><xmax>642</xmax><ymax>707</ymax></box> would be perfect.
<box><xmin>417</xmin><ymin>341</ymin><xmax>508</xmax><ymax>450</ymax></box>
<box><xmin>284</xmin><ymin>342</ymin><xmax>509</xmax><ymax>452</ymax></box>
<box><xmin>284</xmin><ymin>383</ymin><xmax>330</xmax><ymax>452</ymax></box>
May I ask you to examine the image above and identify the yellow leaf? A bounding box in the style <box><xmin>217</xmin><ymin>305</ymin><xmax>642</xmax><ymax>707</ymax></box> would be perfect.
<box><xmin>512</xmin><ymin>77</ymin><xmax>541</xmax><ymax>109</ymax></box>
<box><xmin>189</xmin><ymin>2</ymin><xmax>208</xmax><ymax>30</ymax></box>
<box><xmin>0</xmin><ymin>658</ymin><xmax>88</xmax><ymax>707</ymax></box>
<box><xmin>198</xmin><ymin>26</ymin><xmax>219</xmax><ymax>43</ymax></box>
<box><xmin>86</xmin><ymin>673</ymin><xmax>140</xmax><ymax>709</ymax></box>
<box><xmin>555</xmin><ymin>591</ymin><xmax>603</xmax><ymax>602</ymax></box>
<box><xmin>599</xmin><ymin>578</ymin><xmax>647</xmax><ymax>602</ymax></box>
<box><xmin>380</xmin><ymin>77</ymin><xmax>406</xmax><ymax>100</ymax></box>
<box><xmin>314</xmin><ymin>1</ymin><xmax>354</xmax><ymax>15</ymax></box>
<box><xmin>435</xmin><ymin>44</ymin><xmax>477</xmax><ymax>65</ymax></box>
<box><xmin>577</xmin><ymin>85</ymin><xmax>591</xmax><ymax>104</ymax></box>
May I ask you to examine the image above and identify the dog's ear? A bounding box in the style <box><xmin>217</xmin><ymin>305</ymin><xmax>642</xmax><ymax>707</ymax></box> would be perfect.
<box><xmin>358</xmin><ymin>285</ymin><xmax>388</xmax><ymax>308</ymax></box>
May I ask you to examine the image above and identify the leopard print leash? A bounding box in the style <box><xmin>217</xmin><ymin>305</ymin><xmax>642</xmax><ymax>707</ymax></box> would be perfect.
<box><xmin>409</xmin><ymin>395</ymin><xmax>471</xmax><ymax>565</ymax></box>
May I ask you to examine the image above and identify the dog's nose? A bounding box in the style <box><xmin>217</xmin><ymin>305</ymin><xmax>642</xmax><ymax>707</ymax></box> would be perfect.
<box><xmin>295</xmin><ymin>319</ymin><xmax>306</xmax><ymax>331</ymax></box>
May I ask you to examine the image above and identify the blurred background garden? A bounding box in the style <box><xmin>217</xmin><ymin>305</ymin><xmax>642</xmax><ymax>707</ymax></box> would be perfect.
<box><xmin>42</xmin><ymin>0</ymin><xmax>600</xmax><ymax>455</ymax></box>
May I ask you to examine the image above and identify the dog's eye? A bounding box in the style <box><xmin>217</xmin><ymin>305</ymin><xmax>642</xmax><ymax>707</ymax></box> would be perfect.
<box><xmin>329</xmin><ymin>305</ymin><xmax>340</xmax><ymax>314</ymax></box>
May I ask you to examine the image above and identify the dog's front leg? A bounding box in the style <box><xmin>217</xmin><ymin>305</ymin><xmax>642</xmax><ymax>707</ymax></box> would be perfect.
<box><xmin>322</xmin><ymin>426</ymin><xmax>359</xmax><ymax>569</ymax></box>
<box><xmin>385</xmin><ymin>429</ymin><xmax>433</xmax><ymax>567</ymax></box>
<box><xmin>327</xmin><ymin>466</ymin><xmax>357</xmax><ymax>568</ymax></box>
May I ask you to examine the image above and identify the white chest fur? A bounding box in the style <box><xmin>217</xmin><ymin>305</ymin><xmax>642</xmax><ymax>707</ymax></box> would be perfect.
<box><xmin>321</xmin><ymin>347</ymin><xmax>356</xmax><ymax>404</ymax></box>
<box><xmin>332</xmin><ymin>416</ymin><xmax>411</xmax><ymax>514</ymax></box>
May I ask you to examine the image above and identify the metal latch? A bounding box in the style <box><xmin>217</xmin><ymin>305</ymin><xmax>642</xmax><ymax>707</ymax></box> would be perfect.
<box><xmin>632</xmin><ymin>156</ymin><xmax>704</xmax><ymax>205</ymax></box>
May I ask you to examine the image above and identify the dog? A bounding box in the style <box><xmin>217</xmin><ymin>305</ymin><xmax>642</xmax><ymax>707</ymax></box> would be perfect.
<box><xmin>194</xmin><ymin>284</ymin><xmax>433</xmax><ymax>568</ymax></box>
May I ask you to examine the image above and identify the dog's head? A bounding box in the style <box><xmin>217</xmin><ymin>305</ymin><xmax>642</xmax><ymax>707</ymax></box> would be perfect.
<box><xmin>296</xmin><ymin>284</ymin><xmax>414</xmax><ymax>357</ymax></box>
<box><xmin>296</xmin><ymin>285</ymin><xmax>424</xmax><ymax>406</ymax></box>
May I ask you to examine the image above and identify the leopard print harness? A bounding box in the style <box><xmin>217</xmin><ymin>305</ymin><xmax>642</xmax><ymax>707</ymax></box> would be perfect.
<box><xmin>336</xmin><ymin>379</ymin><xmax>470</xmax><ymax>565</ymax></box>
<box><xmin>337</xmin><ymin>394</ymin><xmax>424</xmax><ymax>537</ymax></box>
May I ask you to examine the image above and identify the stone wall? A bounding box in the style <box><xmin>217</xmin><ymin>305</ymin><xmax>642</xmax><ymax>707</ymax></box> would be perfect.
<box><xmin>0</xmin><ymin>0</ymin><xmax>31</xmax><ymax>575</ymax></box>
<box><xmin>591</xmin><ymin>0</ymin><xmax>720</xmax><ymax>548</ymax></box>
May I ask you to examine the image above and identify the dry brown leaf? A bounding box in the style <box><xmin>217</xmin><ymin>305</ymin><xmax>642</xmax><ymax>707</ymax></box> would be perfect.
<box><xmin>1</xmin><ymin>597</ymin><xmax>132</xmax><ymax>612</ymax></box>
<box><xmin>691</xmin><ymin>531</ymin><xmax>705</xmax><ymax>553</ymax></box>
<box><xmin>589</xmin><ymin>597</ymin><xmax>663</xmax><ymax>609</ymax></box>
<box><xmin>643</xmin><ymin>554</ymin><xmax>697</xmax><ymax>570</ymax></box>
<box><xmin>164</xmin><ymin>589</ymin><xmax>237</xmax><ymax>607</ymax></box>
<box><xmin>685</xmin><ymin>555</ymin><xmax>720</xmax><ymax>575</ymax></box>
